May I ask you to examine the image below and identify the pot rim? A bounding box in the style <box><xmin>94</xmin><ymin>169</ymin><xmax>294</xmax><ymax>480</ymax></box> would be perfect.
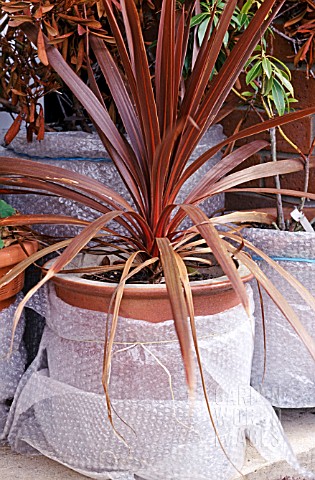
<box><xmin>44</xmin><ymin>255</ymin><xmax>252</xmax><ymax>293</ymax></box>
<box><xmin>0</xmin><ymin>239</ymin><xmax>39</xmax><ymax>267</ymax></box>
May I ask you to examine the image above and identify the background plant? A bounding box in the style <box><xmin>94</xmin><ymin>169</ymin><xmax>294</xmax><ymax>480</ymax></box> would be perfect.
<box><xmin>0</xmin><ymin>0</ymin><xmax>163</xmax><ymax>139</ymax></box>
<box><xmin>280</xmin><ymin>0</ymin><xmax>315</xmax><ymax>79</ymax></box>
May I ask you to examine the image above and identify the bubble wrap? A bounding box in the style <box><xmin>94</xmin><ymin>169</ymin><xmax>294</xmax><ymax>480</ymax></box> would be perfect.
<box><xmin>2</xmin><ymin>284</ymin><xmax>312</xmax><ymax>479</ymax></box>
<box><xmin>0</xmin><ymin>127</ymin><xmax>224</xmax><ymax>237</ymax></box>
<box><xmin>244</xmin><ymin>228</ymin><xmax>315</xmax><ymax>408</ymax></box>
<box><xmin>0</xmin><ymin>294</ymin><xmax>26</xmax><ymax>437</ymax></box>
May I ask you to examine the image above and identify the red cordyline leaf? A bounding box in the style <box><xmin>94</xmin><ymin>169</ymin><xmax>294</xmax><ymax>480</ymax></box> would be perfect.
<box><xmin>169</xmin><ymin>140</ymin><xmax>269</xmax><ymax>231</ymax></box>
<box><xmin>187</xmin><ymin>140</ymin><xmax>270</xmax><ymax>202</ymax></box>
<box><xmin>173</xmin><ymin>8</ymin><xmax>185</xmax><ymax>119</ymax></box>
<box><xmin>155</xmin><ymin>0</ymin><xmax>175</xmax><ymax>137</ymax></box>
<box><xmin>0</xmin><ymin>157</ymin><xmax>150</xmax><ymax>240</ymax></box>
<box><xmin>90</xmin><ymin>35</ymin><xmax>149</xmax><ymax>188</ymax></box>
<box><xmin>151</xmin><ymin>117</ymin><xmax>187</xmax><ymax>229</ymax></box>
<box><xmin>99</xmin><ymin>1</ymin><xmax>142</xmax><ymax>132</ymax></box>
<box><xmin>0</xmin><ymin>212</ymin><xmax>136</xmax><ymax>245</ymax></box>
<box><xmin>102</xmin><ymin>253</ymin><xmax>159</xmax><ymax>428</ymax></box>
<box><xmin>0</xmin><ymin>214</ymin><xmax>89</xmax><ymax>228</ymax></box>
<box><xmin>229</xmin><ymin>232</ymin><xmax>315</xmax><ymax>316</ymax></box>
<box><xmin>120</xmin><ymin>0</ymin><xmax>160</xmax><ymax>164</ymax></box>
<box><xmin>193</xmin><ymin>158</ymin><xmax>308</xmax><ymax>200</ymax></box>
<box><xmin>172</xmin><ymin>106</ymin><xmax>315</xmax><ymax>202</ymax></box>
<box><xmin>0</xmin><ymin>157</ymin><xmax>131</xmax><ymax>210</ymax></box>
<box><xmin>0</xmin><ymin>175</ymin><xmax>119</xmax><ymax>217</ymax></box>
<box><xmin>84</xmin><ymin>52</ymin><xmax>147</xmax><ymax>219</ymax></box>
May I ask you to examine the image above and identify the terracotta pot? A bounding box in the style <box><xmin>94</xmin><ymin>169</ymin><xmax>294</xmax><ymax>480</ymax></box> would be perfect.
<box><xmin>46</xmin><ymin>255</ymin><xmax>253</xmax><ymax>322</ymax></box>
<box><xmin>0</xmin><ymin>240</ymin><xmax>38</xmax><ymax>311</ymax></box>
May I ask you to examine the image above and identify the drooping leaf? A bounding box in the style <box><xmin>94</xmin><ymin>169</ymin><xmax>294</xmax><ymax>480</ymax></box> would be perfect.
<box><xmin>229</xmin><ymin>246</ymin><xmax>315</xmax><ymax>362</ymax></box>
<box><xmin>180</xmin><ymin>204</ymin><xmax>251</xmax><ymax>316</ymax></box>
<box><xmin>156</xmin><ymin>237</ymin><xmax>195</xmax><ymax>391</ymax></box>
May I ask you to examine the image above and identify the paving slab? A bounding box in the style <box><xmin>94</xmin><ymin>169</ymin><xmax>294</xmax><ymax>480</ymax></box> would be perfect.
<box><xmin>0</xmin><ymin>445</ymin><xmax>89</xmax><ymax>479</ymax></box>
<box><xmin>0</xmin><ymin>409</ymin><xmax>314</xmax><ymax>480</ymax></box>
<box><xmin>234</xmin><ymin>409</ymin><xmax>315</xmax><ymax>480</ymax></box>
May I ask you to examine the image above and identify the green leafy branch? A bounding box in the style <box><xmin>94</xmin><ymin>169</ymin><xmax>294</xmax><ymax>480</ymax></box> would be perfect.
<box><xmin>244</xmin><ymin>48</ymin><xmax>297</xmax><ymax>116</ymax></box>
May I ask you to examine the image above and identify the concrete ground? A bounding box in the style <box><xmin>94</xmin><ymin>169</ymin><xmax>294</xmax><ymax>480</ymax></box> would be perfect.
<box><xmin>0</xmin><ymin>409</ymin><xmax>314</xmax><ymax>480</ymax></box>
<box><xmin>234</xmin><ymin>409</ymin><xmax>315</xmax><ymax>480</ymax></box>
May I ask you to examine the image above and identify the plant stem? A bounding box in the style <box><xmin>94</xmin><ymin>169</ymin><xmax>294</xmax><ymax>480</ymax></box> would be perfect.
<box><xmin>300</xmin><ymin>135</ymin><xmax>315</xmax><ymax>210</ymax></box>
<box><xmin>270</xmin><ymin>127</ymin><xmax>285</xmax><ymax>230</ymax></box>
<box><xmin>277</xmin><ymin>126</ymin><xmax>306</xmax><ymax>160</ymax></box>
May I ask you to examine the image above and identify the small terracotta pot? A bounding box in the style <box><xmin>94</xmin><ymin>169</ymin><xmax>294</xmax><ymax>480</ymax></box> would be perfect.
<box><xmin>46</xmin><ymin>256</ymin><xmax>253</xmax><ymax>322</ymax></box>
<box><xmin>0</xmin><ymin>240</ymin><xmax>38</xmax><ymax>311</ymax></box>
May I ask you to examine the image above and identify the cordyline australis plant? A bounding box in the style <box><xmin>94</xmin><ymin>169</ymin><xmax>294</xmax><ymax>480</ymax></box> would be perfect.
<box><xmin>1</xmin><ymin>0</ymin><xmax>315</xmax><ymax>416</ymax></box>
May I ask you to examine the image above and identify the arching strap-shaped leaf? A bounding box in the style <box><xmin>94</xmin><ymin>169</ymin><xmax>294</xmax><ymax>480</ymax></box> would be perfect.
<box><xmin>170</xmin><ymin>0</ymin><xmax>284</xmax><ymax>194</ymax></box>
<box><xmin>174</xmin><ymin>249</ymin><xmax>242</xmax><ymax>475</ymax></box>
<box><xmin>0</xmin><ymin>214</ymin><xmax>89</xmax><ymax>229</ymax></box>
<box><xmin>227</xmin><ymin>246</ymin><xmax>315</xmax><ymax>362</ymax></box>
<box><xmin>228</xmin><ymin>233</ymin><xmax>315</xmax><ymax>315</ymax></box>
<box><xmin>155</xmin><ymin>0</ymin><xmax>176</xmax><ymax>136</ymax></box>
<box><xmin>103</xmin><ymin>251</ymin><xmax>148</xmax><ymax>428</ymax></box>
<box><xmin>9</xmin><ymin>211</ymin><xmax>125</xmax><ymax>352</ymax></box>
<box><xmin>192</xmin><ymin>158</ymin><xmax>309</xmax><ymax>201</ymax></box>
<box><xmin>0</xmin><ymin>157</ymin><xmax>131</xmax><ymax>211</ymax></box>
<box><xmin>174</xmin><ymin>108</ymin><xmax>315</xmax><ymax>201</ymax></box>
<box><xmin>180</xmin><ymin>204</ymin><xmax>250</xmax><ymax>316</ymax></box>
<box><xmin>0</xmin><ymin>240</ymin><xmax>73</xmax><ymax>290</ymax></box>
<box><xmin>90</xmin><ymin>35</ymin><xmax>147</xmax><ymax>181</ymax></box>
<box><xmin>156</xmin><ymin>238</ymin><xmax>195</xmax><ymax>392</ymax></box>
<box><xmin>20</xmin><ymin>23</ymin><xmax>144</xmax><ymax>209</ymax></box>
<box><xmin>186</xmin><ymin>140</ymin><xmax>269</xmax><ymax>203</ymax></box>
<box><xmin>228</xmin><ymin>187</ymin><xmax>315</xmax><ymax>201</ymax></box>
<box><xmin>210</xmin><ymin>211</ymin><xmax>277</xmax><ymax>226</ymax></box>
<box><xmin>169</xmin><ymin>140</ymin><xmax>269</xmax><ymax>231</ymax></box>
<box><xmin>120</xmin><ymin>0</ymin><xmax>160</xmax><ymax>164</ymax></box>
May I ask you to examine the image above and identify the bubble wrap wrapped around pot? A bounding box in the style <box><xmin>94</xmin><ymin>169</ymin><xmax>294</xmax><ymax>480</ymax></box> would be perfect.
<box><xmin>0</xmin><ymin>294</ymin><xmax>26</xmax><ymax>437</ymax></box>
<box><xmin>1</xmin><ymin>126</ymin><xmax>224</xmax><ymax>237</ymax></box>
<box><xmin>244</xmin><ymin>228</ymin><xmax>315</xmax><ymax>408</ymax></box>
<box><xmin>3</xmin><ymin>284</ymin><xmax>312</xmax><ymax>480</ymax></box>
